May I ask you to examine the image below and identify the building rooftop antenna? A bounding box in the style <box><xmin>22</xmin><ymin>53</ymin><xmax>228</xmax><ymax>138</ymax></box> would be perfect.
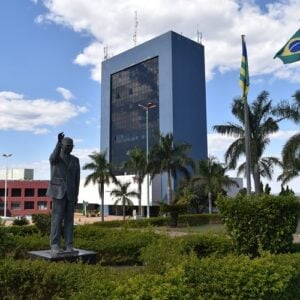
<box><xmin>103</xmin><ymin>45</ymin><xmax>109</xmax><ymax>60</ymax></box>
<box><xmin>133</xmin><ymin>11</ymin><xmax>138</xmax><ymax>46</ymax></box>
<box><xmin>197</xmin><ymin>25</ymin><xmax>202</xmax><ymax>44</ymax></box>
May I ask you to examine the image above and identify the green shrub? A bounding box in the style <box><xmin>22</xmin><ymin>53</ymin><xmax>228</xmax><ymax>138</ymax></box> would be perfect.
<box><xmin>93</xmin><ymin>213</ymin><xmax>222</xmax><ymax>228</ymax></box>
<box><xmin>184</xmin><ymin>253</ymin><xmax>300</xmax><ymax>299</ymax></box>
<box><xmin>140</xmin><ymin>235</ymin><xmax>186</xmax><ymax>274</ymax></box>
<box><xmin>180</xmin><ymin>232</ymin><xmax>234</xmax><ymax>257</ymax></box>
<box><xmin>0</xmin><ymin>227</ymin><xmax>14</xmax><ymax>259</ymax></box>
<box><xmin>0</xmin><ymin>253</ymin><xmax>300</xmax><ymax>299</ymax></box>
<box><xmin>0</xmin><ymin>259</ymin><xmax>114</xmax><ymax>299</ymax></box>
<box><xmin>218</xmin><ymin>194</ymin><xmax>300</xmax><ymax>256</ymax></box>
<box><xmin>32</xmin><ymin>213</ymin><xmax>51</xmax><ymax>236</ymax></box>
<box><xmin>5</xmin><ymin>225</ymin><xmax>38</xmax><ymax>236</ymax></box>
<box><xmin>12</xmin><ymin>217</ymin><xmax>29</xmax><ymax>226</ymax></box>
<box><xmin>141</xmin><ymin>233</ymin><xmax>234</xmax><ymax>274</ymax></box>
<box><xmin>178</xmin><ymin>213</ymin><xmax>222</xmax><ymax>226</ymax></box>
<box><xmin>2</xmin><ymin>227</ymin><xmax>158</xmax><ymax>265</ymax></box>
<box><xmin>9</xmin><ymin>235</ymin><xmax>49</xmax><ymax>259</ymax></box>
<box><xmin>93</xmin><ymin>216</ymin><xmax>169</xmax><ymax>228</ymax></box>
<box><xmin>74</xmin><ymin>226</ymin><xmax>159</xmax><ymax>265</ymax></box>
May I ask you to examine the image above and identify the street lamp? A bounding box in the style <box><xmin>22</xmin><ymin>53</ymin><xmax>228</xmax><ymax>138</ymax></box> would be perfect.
<box><xmin>138</xmin><ymin>102</ymin><xmax>156</xmax><ymax>218</ymax></box>
<box><xmin>2</xmin><ymin>154</ymin><xmax>12</xmax><ymax>218</ymax></box>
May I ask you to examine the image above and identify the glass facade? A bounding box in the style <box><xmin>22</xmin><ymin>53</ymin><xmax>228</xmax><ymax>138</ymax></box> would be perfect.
<box><xmin>110</xmin><ymin>57</ymin><xmax>159</xmax><ymax>172</ymax></box>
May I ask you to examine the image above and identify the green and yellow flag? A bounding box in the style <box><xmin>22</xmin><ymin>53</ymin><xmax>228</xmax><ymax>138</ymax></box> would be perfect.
<box><xmin>274</xmin><ymin>29</ymin><xmax>300</xmax><ymax>64</ymax></box>
<box><xmin>239</xmin><ymin>35</ymin><xmax>249</xmax><ymax>98</ymax></box>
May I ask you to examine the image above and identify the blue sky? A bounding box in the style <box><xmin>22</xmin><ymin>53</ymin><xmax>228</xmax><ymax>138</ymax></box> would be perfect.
<box><xmin>0</xmin><ymin>0</ymin><xmax>299</xmax><ymax>194</ymax></box>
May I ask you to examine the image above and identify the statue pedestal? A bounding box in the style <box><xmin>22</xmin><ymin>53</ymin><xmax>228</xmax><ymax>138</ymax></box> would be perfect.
<box><xmin>28</xmin><ymin>248</ymin><xmax>97</xmax><ymax>264</ymax></box>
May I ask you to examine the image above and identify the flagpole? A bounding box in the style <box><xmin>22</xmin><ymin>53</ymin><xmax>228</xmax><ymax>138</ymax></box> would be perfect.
<box><xmin>241</xmin><ymin>35</ymin><xmax>252</xmax><ymax>195</ymax></box>
<box><xmin>243</xmin><ymin>94</ymin><xmax>252</xmax><ymax>195</ymax></box>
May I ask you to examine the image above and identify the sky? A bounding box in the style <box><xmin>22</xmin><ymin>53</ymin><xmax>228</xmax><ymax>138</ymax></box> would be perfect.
<box><xmin>0</xmin><ymin>0</ymin><xmax>299</xmax><ymax>195</ymax></box>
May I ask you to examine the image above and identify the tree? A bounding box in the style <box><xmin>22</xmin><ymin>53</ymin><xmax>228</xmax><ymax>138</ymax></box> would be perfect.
<box><xmin>192</xmin><ymin>156</ymin><xmax>238</xmax><ymax>213</ymax></box>
<box><xmin>278</xmin><ymin>133</ymin><xmax>300</xmax><ymax>184</ymax></box>
<box><xmin>110</xmin><ymin>181</ymin><xmax>138</xmax><ymax>221</ymax></box>
<box><xmin>148</xmin><ymin>133</ymin><xmax>195</xmax><ymax>205</ymax></box>
<box><xmin>123</xmin><ymin>147</ymin><xmax>147</xmax><ymax>217</ymax></box>
<box><xmin>213</xmin><ymin>91</ymin><xmax>283</xmax><ymax>194</ymax></box>
<box><xmin>83</xmin><ymin>151</ymin><xmax>116</xmax><ymax>222</ymax></box>
<box><xmin>274</xmin><ymin>90</ymin><xmax>300</xmax><ymax>184</ymax></box>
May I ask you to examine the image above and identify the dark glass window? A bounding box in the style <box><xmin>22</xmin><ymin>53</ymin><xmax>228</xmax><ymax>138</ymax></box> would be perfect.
<box><xmin>37</xmin><ymin>201</ymin><xmax>48</xmax><ymax>210</ymax></box>
<box><xmin>110</xmin><ymin>56</ymin><xmax>159</xmax><ymax>173</ymax></box>
<box><xmin>25</xmin><ymin>188</ymin><xmax>35</xmax><ymax>197</ymax></box>
<box><xmin>38</xmin><ymin>189</ymin><xmax>47</xmax><ymax>197</ymax></box>
<box><xmin>11</xmin><ymin>188</ymin><xmax>21</xmax><ymax>197</ymax></box>
<box><xmin>11</xmin><ymin>202</ymin><xmax>21</xmax><ymax>210</ymax></box>
<box><xmin>24</xmin><ymin>201</ymin><xmax>34</xmax><ymax>210</ymax></box>
<box><xmin>0</xmin><ymin>188</ymin><xmax>6</xmax><ymax>197</ymax></box>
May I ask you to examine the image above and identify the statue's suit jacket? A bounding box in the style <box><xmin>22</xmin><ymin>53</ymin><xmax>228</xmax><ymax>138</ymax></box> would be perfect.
<box><xmin>46</xmin><ymin>142</ymin><xmax>80</xmax><ymax>203</ymax></box>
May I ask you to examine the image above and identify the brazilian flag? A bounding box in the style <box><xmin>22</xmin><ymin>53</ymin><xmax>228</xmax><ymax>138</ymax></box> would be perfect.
<box><xmin>274</xmin><ymin>29</ymin><xmax>300</xmax><ymax>64</ymax></box>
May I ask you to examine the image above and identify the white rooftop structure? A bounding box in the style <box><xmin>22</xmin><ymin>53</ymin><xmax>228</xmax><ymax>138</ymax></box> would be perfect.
<box><xmin>0</xmin><ymin>168</ymin><xmax>34</xmax><ymax>180</ymax></box>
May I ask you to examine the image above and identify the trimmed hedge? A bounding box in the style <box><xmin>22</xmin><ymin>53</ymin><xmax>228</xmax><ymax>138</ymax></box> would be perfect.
<box><xmin>218</xmin><ymin>194</ymin><xmax>300</xmax><ymax>256</ymax></box>
<box><xmin>2</xmin><ymin>225</ymin><xmax>232</xmax><ymax>265</ymax></box>
<box><xmin>93</xmin><ymin>213</ymin><xmax>222</xmax><ymax>228</ymax></box>
<box><xmin>74</xmin><ymin>227</ymin><xmax>159</xmax><ymax>265</ymax></box>
<box><xmin>184</xmin><ymin>253</ymin><xmax>300</xmax><ymax>299</ymax></box>
<box><xmin>180</xmin><ymin>232</ymin><xmax>234</xmax><ymax>257</ymax></box>
<box><xmin>0</xmin><ymin>253</ymin><xmax>300</xmax><ymax>299</ymax></box>
<box><xmin>4</xmin><ymin>227</ymin><xmax>159</xmax><ymax>265</ymax></box>
<box><xmin>5</xmin><ymin>225</ymin><xmax>39</xmax><ymax>236</ymax></box>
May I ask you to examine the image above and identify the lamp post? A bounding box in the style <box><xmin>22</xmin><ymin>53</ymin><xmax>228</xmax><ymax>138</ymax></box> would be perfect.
<box><xmin>2</xmin><ymin>154</ymin><xmax>12</xmax><ymax>218</ymax></box>
<box><xmin>138</xmin><ymin>102</ymin><xmax>156</xmax><ymax>218</ymax></box>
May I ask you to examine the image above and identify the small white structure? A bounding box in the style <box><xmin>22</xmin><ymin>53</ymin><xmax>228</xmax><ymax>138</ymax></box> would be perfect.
<box><xmin>79</xmin><ymin>174</ymin><xmax>163</xmax><ymax>206</ymax></box>
<box><xmin>226</xmin><ymin>177</ymin><xmax>243</xmax><ymax>197</ymax></box>
<box><xmin>0</xmin><ymin>168</ymin><xmax>34</xmax><ymax>180</ymax></box>
<box><xmin>78</xmin><ymin>175</ymin><xmax>243</xmax><ymax>213</ymax></box>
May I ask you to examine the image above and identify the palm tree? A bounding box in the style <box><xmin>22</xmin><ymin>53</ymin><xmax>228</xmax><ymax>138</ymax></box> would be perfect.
<box><xmin>83</xmin><ymin>151</ymin><xmax>116</xmax><ymax>222</ymax></box>
<box><xmin>274</xmin><ymin>90</ymin><xmax>300</xmax><ymax>184</ymax></box>
<box><xmin>278</xmin><ymin>133</ymin><xmax>300</xmax><ymax>184</ymax></box>
<box><xmin>192</xmin><ymin>156</ymin><xmax>238</xmax><ymax>213</ymax></box>
<box><xmin>123</xmin><ymin>147</ymin><xmax>147</xmax><ymax>217</ymax></box>
<box><xmin>148</xmin><ymin>133</ymin><xmax>195</xmax><ymax>205</ymax></box>
<box><xmin>237</xmin><ymin>157</ymin><xmax>282</xmax><ymax>183</ymax></box>
<box><xmin>213</xmin><ymin>91</ymin><xmax>283</xmax><ymax>194</ymax></box>
<box><xmin>110</xmin><ymin>181</ymin><xmax>138</xmax><ymax>221</ymax></box>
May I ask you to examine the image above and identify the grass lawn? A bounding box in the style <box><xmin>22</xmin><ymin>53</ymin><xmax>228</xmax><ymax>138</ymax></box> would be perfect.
<box><xmin>154</xmin><ymin>221</ymin><xmax>300</xmax><ymax>237</ymax></box>
<box><xmin>154</xmin><ymin>223</ymin><xmax>227</xmax><ymax>236</ymax></box>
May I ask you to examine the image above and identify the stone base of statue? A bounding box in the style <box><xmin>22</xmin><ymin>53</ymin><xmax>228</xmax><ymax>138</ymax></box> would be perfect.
<box><xmin>28</xmin><ymin>248</ymin><xmax>97</xmax><ymax>264</ymax></box>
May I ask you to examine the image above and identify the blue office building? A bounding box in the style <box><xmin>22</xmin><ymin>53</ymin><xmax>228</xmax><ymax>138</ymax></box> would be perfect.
<box><xmin>101</xmin><ymin>31</ymin><xmax>207</xmax><ymax>172</ymax></box>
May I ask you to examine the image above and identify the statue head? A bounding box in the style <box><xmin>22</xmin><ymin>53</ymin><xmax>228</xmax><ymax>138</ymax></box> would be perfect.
<box><xmin>62</xmin><ymin>137</ymin><xmax>74</xmax><ymax>154</ymax></box>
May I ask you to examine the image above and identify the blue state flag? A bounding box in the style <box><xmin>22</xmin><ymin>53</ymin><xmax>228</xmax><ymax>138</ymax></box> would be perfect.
<box><xmin>274</xmin><ymin>29</ymin><xmax>300</xmax><ymax>64</ymax></box>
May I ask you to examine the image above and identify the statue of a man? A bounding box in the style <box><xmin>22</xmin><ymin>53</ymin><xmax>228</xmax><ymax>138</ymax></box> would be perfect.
<box><xmin>46</xmin><ymin>132</ymin><xmax>80</xmax><ymax>255</ymax></box>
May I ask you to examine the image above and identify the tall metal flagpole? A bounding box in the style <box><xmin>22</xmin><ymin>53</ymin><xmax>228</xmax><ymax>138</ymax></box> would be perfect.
<box><xmin>240</xmin><ymin>35</ymin><xmax>252</xmax><ymax>195</ymax></box>
<box><xmin>243</xmin><ymin>95</ymin><xmax>252</xmax><ymax>195</ymax></box>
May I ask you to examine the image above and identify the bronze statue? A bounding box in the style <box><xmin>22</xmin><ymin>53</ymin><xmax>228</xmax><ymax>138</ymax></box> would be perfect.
<box><xmin>46</xmin><ymin>132</ymin><xmax>80</xmax><ymax>256</ymax></box>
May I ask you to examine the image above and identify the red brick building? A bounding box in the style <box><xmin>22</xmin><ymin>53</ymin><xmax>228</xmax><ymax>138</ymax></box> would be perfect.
<box><xmin>0</xmin><ymin>180</ymin><xmax>52</xmax><ymax>217</ymax></box>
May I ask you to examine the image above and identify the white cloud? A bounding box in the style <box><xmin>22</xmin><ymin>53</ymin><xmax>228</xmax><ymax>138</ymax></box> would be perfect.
<box><xmin>270</xmin><ymin>130</ymin><xmax>298</xmax><ymax>140</ymax></box>
<box><xmin>36</xmin><ymin>0</ymin><xmax>300</xmax><ymax>82</ymax></box>
<box><xmin>73</xmin><ymin>147</ymin><xmax>98</xmax><ymax>162</ymax></box>
<box><xmin>16</xmin><ymin>147</ymin><xmax>99</xmax><ymax>180</ymax></box>
<box><xmin>0</xmin><ymin>91</ymin><xmax>87</xmax><ymax>134</ymax></box>
<box><xmin>208</xmin><ymin>133</ymin><xmax>236</xmax><ymax>156</ymax></box>
<box><xmin>56</xmin><ymin>87</ymin><xmax>75</xmax><ymax>101</ymax></box>
<box><xmin>208</xmin><ymin>130</ymin><xmax>298</xmax><ymax>158</ymax></box>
